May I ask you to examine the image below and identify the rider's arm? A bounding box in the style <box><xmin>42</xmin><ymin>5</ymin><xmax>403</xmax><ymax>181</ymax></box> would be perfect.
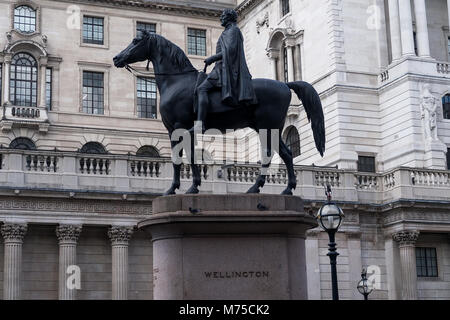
<box><xmin>205</xmin><ymin>53</ymin><xmax>223</xmax><ymax>66</ymax></box>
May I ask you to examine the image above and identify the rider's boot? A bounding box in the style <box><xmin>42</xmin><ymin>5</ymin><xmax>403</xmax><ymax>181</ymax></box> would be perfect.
<box><xmin>189</xmin><ymin>90</ymin><xmax>208</xmax><ymax>134</ymax></box>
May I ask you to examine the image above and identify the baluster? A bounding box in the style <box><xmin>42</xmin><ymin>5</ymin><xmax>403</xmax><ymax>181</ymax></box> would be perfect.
<box><xmin>53</xmin><ymin>156</ymin><xmax>58</xmax><ymax>172</ymax></box>
<box><xmin>155</xmin><ymin>162</ymin><xmax>160</xmax><ymax>177</ymax></box>
<box><xmin>79</xmin><ymin>158</ymin><xmax>85</xmax><ymax>173</ymax></box>
<box><xmin>86</xmin><ymin>158</ymin><xmax>91</xmax><ymax>174</ymax></box>
<box><xmin>149</xmin><ymin>161</ymin><xmax>154</xmax><ymax>177</ymax></box>
<box><xmin>130</xmin><ymin>161</ymin><xmax>136</xmax><ymax>176</ymax></box>
<box><xmin>46</xmin><ymin>156</ymin><xmax>51</xmax><ymax>172</ymax></box>
<box><xmin>137</xmin><ymin>161</ymin><xmax>142</xmax><ymax>176</ymax></box>
<box><xmin>33</xmin><ymin>155</ymin><xmax>38</xmax><ymax>171</ymax></box>
<box><xmin>93</xmin><ymin>158</ymin><xmax>98</xmax><ymax>175</ymax></box>
<box><xmin>105</xmin><ymin>160</ymin><xmax>110</xmax><ymax>175</ymax></box>
<box><xmin>26</xmin><ymin>155</ymin><xmax>32</xmax><ymax>171</ymax></box>
<box><xmin>141</xmin><ymin>161</ymin><xmax>147</xmax><ymax>177</ymax></box>
<box><xmin>99</xmin><ymin>159</ymin><xmax>104</xmax><ymax>175</ymax></box>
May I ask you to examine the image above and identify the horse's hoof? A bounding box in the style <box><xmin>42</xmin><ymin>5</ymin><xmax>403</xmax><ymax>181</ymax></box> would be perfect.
<box><xmin>281</xmin><ymin>188</ymin><xmax>293</xmax><ymax>195</ymax></box>
<box><xmin>246</xmin><ymin>186</ymin><xmax>261</xmax><ymax>194</ymax></box>
<box><xmin>186</xmin><ymin>185</ymin><xmax>200</xmax><ymax>194</ymax></box>
<box><xmin>163</xmin><ymin>189</ymin><xmax>176</xmax><ymax>196</ymax></box>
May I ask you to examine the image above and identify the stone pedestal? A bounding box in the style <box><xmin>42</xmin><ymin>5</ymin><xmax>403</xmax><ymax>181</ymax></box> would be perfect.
<box><xmin>138</xmin><ymin>194</ymin><xmax>317</xmax><ymax>300</ymax></box>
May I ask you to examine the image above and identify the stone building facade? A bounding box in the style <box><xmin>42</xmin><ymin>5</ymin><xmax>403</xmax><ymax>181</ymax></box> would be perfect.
<box><xmin>0</xmin><ymin>0</ymin><xmax>449</xmax><ymax>300</ymax></box>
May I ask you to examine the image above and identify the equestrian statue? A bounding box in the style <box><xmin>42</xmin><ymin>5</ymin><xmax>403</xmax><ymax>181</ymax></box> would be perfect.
<box><xmin>113</xmin><ymin>9</ymin><xmax>325</xmax><ymax>196</ymax></box>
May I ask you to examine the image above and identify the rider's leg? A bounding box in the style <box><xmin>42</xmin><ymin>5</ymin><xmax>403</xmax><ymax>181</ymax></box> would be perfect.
<box><xmin>190</xmin><ymin>80</ymin><xmax>214</xmax><ymax>133</ymax></box>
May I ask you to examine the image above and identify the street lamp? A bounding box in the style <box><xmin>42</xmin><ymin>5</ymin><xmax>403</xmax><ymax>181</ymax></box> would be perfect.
<box><xmin>316</xmin><ymin>185</ymin><xmax>344</xmax><ymax>301</ymax></box>
<box><xmin>357</xmin><ymin>268</ymin><xmax>373</xmax><ymax>300</ymax></box>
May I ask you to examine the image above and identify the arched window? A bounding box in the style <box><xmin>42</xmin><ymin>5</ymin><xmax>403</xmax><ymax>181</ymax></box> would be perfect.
<box><xmin>80</xmin><ymin>142</ymin><xmax>107</xmax><ymax>154</ymax></box>
<box><xmin>284</xmin><ymin>126</ymin><xmax>301</xmax><ymax>158</ymax></box>
<box><xmin>14</xmin><ymin>6</ymin><xmax>36</xmax><ymax>34</ymax></box>
<box><xmin>136</xmin><ymin>145</ymin><xmax>160</xmax><ymax>157</ymax></box>
<box><xmin>443</xmin><ymin>94</ymin><xmax>450</xmax><ymax>120</ymax></box>
<box><xmin>9</xmin><ymin>137</ymin><xmax>36</xmax><ymax>150</ymax></box>
<box><xmin>10</xmin><ymin>53</ymin><xmax>38</xmax><ymax>107</ymax></box>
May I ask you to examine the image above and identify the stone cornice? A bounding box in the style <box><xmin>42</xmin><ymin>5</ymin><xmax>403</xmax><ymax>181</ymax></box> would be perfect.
<box><xmin>1</xmin><ymin>223</ymin><xmax>27</xmax><ymax>241</ymax></box>
<box><xmin>59</xmin><ymin>0</ymin><xmax>225</xmax><ymax>19</ymax></box>
<box><xmin>236</xmin><ymin>0</ymin><xmax>264</xmax><ymax>17</ymax></box>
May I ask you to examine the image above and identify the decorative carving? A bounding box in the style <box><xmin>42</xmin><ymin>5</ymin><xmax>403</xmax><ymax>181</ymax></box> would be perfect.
<box><xmin>41</xmin><ymin>34</ymin><xmax>47</xmax><ymax>47</ymax></box>
<box><xmin>0</xmin><ymin>198</ymin><xmax>153</xmax><ymax>215</ymax></box>
<box><xmin>420</xmin><ymin>84</ymin><xmax>439</xmax><ymax>141</ymax></box>
<box><xmin>1</xmin><ymin>223</ymin><xmax>27</xmax><ymax>241</ymax></box>
<box><xmin>256</xmin><ymin>12</ymin><xmax>269</xmax><ymax>34</ymax></box>
<box><xmin>108</xmin><ymin>226</ymin><xmax>134</xmax><ymax>244</ymax></box>
<box><xmin>56</xmin><ymin>224</ymin><xmax>82</xmax><ymax>243</ymax></box>
<box><xmin>6</xmin><ymin>31</ymin><xmax>12</xmax><ymax>44</ymax></box>
<box><xmin>392</xmin><ymin>230</ymin><xmax>420</xmax><ymax>246</ymax></box>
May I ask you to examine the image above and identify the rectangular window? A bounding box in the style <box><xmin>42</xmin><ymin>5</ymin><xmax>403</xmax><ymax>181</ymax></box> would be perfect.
<box><xmin>447</xmin><ymin>36</ymin><xmax>450</xmax><ymax>60</ymax></box>
<box><xmin>0</xmin><ymin>64</ymin><xmax>2</xmax><ymax>103</ymax></box>
<box><xmin>281</xmin><ymin>0</ymin><xmax>290</xmax><ymax>17</ymax></box>
<box><xmin>416</xmin><ymin>247</ymin><xmax>438</xmax><ymax>277</ymax></box>
<box><xmin>83</xmin><ymin>16</ymin><xmax>104</xmax><ymax>45</ymax></box>
<box><xmin>137</xmin><ymin>77</ymin><xmax>157</xmax><ymax>119</ymax></box>
<box><xmin>443</xmin><ymin>94</ymin><xmax>450</xmax><ymax>120</ymax></box>
<box><xmin>82</xmin><ymin>71</ymin><xmax>104</xmax><ymax>115</ymax></box>
<box><xmin>45</xmin><ymin>68</ymin><xmax>52</xmax><ymax>110</ymax></box>
<box><xmin>283</xmin><ymin>46</ymin><xmax>289</xmax><ymax>82</ymax></box>
<box><xmin>447</xmin><ymin>148</ymin><xmax>450</xmax><ymax>170</ymax></box>
<box><xmin>187</xmin><ymin>28</ymin><xmax>206</xmax><ymax>56</ymax></box>
<box><xmin>137</xmin><ymin>22</ymin><xmax>156</xmax><ymax>34</ymax></box>
<box><xmin>358</xmin><ymin>156</ymin><xmax>376</xmax><ymax>173</ymax></box>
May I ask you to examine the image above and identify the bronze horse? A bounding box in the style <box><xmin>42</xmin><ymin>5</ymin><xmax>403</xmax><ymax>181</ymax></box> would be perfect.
<box><xmin>113</xmin><ymin>31</ymin><xmax>325</xmax><ymax>195</ymax></box>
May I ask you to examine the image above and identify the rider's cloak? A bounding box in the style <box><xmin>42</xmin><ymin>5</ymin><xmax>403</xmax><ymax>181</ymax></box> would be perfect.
<box><xmin>214</xmin><ymin>23</ymin><xmax>257</xmax><ymax>106</ymax></box>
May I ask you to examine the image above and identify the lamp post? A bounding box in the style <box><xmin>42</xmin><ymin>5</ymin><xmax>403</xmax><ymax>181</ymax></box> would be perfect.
<box><xmin>316</xmin><ymin>185</ymin><xmax>344</xmax><ymax>301</ymax></box>
<box><xmin>357</xmin><ymin>268</ymin><xmax>373</xmax><ymax>300</ymax></box>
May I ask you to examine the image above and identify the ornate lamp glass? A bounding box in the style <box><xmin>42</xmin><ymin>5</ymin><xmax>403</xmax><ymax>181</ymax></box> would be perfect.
<box><xmin>316</xmin><ymin>202</ymin><xmax>344</xmax><ymax>232</ymax></box>
<box><xmin>357</xmin><ymin>269</ymin><xmax>373</xmax><ymax>299</ymax></box>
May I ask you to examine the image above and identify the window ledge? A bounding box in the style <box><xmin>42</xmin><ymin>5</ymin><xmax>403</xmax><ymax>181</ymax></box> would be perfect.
<box><xmin>80</xmin><ymin>42</ymin><xmax>109</xmax><ymax>50</ymax></box>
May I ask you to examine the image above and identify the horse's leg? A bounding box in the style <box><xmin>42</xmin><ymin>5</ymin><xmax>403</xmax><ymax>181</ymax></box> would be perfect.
<box><xmin>279</xmin><ymin>136</ymin><xmax>297</xmax><ymax>195</ymax></box>
<box><xmin>186</xmin><ymin>131</ymin><xmax>201</xmax><ymax>194</ymax></box>
<box><xmin>247</xmin><ymin>129</ymin><xmax>274</xmax><ymax>194</ymax></box>
<box><xmin>164</xmin><ymin>139</ymin><xmax>182</xmax><ymax>195</ymax></box>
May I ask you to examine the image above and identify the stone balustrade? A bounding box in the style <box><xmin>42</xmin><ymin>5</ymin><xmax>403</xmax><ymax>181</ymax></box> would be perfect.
<box><xmin>3</xmin><ymin>105</ymin><xmax>48</xmax><ymax>122</ymax></box>
<box><xmin>0</xmin><ymin>149</ymin><xmax>449</xmax><ymax>204</ymax></box>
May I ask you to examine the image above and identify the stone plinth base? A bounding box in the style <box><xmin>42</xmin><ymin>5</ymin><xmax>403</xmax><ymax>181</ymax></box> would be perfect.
<box><xmin>138</xmin><ymin>194</ymin><xmax>317</xmax><ymax>300</ymax></box>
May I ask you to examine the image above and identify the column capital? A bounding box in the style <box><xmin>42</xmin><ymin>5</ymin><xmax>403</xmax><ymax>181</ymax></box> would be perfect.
<box><xmin>393</xmin><ymin>230</ymin><xmax>420</xmax><ymax>246</ymax></box>
<box><xmin>266</xmin><ymin>48</ymin><xmax>279</xmax><ymax>60</ymax></box>
<box><xmin>3</xmin><ymin>54</ymin><xmax>12</xmax><ymax>63</ymax></box>
<box><xmin>108</xmin><ymin>226</ymin><xmax>133</xmax><ymax>245</ymax></box>
<box><xmin>56</xmin><ymin>224</ymin><xmax>82</xmax><ymax>244</ymax></box>
<box><xmin>1</xmin><ymin>223</ymin><xmax>27</xmax><ymax>242</ymax></box>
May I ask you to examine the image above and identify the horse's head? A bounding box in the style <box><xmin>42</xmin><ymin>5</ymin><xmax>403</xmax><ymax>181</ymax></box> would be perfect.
<box><xmin>113</xmin><ymin>30</ymin><xmax>151</xmax><ymax>68</ymax></box>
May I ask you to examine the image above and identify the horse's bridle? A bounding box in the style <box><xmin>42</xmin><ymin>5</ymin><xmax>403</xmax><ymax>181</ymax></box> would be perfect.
<box><xmin>124</xmin><ymin>63</ymin><xmax>199</xmax><ymax>77</ymax></box>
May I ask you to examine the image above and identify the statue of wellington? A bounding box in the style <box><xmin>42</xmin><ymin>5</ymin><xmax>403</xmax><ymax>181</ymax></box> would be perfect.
<box><xmin>190</xmin><ymin>8</ymin><xmax>257</xmax><ymax>133</ymax></box>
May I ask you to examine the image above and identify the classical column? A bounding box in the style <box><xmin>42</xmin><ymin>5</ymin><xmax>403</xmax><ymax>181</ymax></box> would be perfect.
<box><xmin>3</xmin><ymin>55</ymin><xmax>11</xmax><ymax>105</ymax></box>
<box><xmin>413</xmin><ymin>0</ymin><xmax>431</xmax><ymax>57</ymax></box>
<box><xmin>388</xmin><ymin>0</ymin><xmax>402</xmax><ymax>61</ymax></box>
<box><xmin>266</xmin><ymin>49</ymin><xmax>279</xmax><ymax>80</ymax></box>
<box><xmin>39</xmin><ymin>56</ymin><xmax>48</xmax><ymax>109</ymax></box>
<box><xmin>1</xmin><ymin>223</ymin><xmax>27</xmax><ymax>300</ymax></box>
<box><xmin>393</xmin><ymin>230</ymin><xmax>420</xmax><ymax>300</ymax></box>
<box><xmin>56</xmin><ymin>224</ymin><xmax>82</xmax><ymax>300</ymax></box>
<box><xmin>398</xmin><ymin>0</ymin><xmax>416</xmax><ymax>56</ymax></box>
<box><xmin>108</xmin><ymin>226</ymin><xmax>133</xmax><ymax>300</ymax></box>
<box><xmin>447</xmin><ymin>0</ymin><xmax>450</xmax><ymax>34</ymax></box>
<box><xmin>286</xmin><ymin>45</ymin><xmax>295</xmax><ymax>82</ymax></box>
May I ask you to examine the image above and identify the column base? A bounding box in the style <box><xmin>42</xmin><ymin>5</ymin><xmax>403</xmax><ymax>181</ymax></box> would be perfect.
<box><xmin>139</xmin><ymin>194</ymin><xmax>317</xmax><ymax>300</ymax></box>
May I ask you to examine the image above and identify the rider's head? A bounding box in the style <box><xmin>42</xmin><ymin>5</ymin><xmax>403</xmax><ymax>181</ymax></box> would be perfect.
<box><xmin>220</xmin><ymin>9</ymin><xmax>238</xmax><ymax>26</ymax></box>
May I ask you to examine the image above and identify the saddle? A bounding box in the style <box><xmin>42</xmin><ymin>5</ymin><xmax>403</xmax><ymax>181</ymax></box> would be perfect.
<box><xmin>193</xmin><ymin>72</ymin><xmax>240</xmax><ymax>114</ymax></box>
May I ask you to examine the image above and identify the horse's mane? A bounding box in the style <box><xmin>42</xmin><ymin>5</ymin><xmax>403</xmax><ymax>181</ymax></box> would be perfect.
<box><xmin>148</xmin><ymin>33</ymin><xmax>195</xmax><ymax>72</ymax></box>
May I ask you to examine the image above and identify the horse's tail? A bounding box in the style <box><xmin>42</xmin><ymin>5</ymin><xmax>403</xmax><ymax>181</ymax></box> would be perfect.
<box><xmin>287</xmin><ymin>81</ymin><xmax>325</xmax><ymax>157</ymax></box>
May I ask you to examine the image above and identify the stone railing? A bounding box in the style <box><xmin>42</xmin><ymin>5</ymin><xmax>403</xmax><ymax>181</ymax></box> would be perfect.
<box><xmin>436</xmin><ymin>62</ymin><xmax>450</xmax><ymax>74</ymax></box>
<box><xmin>3</xmin><ymin>105</ymin><xmax>48</xmax><ymax>122</ymax></box>
<box><xmin>0</xmin><ymin>149</ymin><xmax>449</xmax><ymax>204</ymax></box>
